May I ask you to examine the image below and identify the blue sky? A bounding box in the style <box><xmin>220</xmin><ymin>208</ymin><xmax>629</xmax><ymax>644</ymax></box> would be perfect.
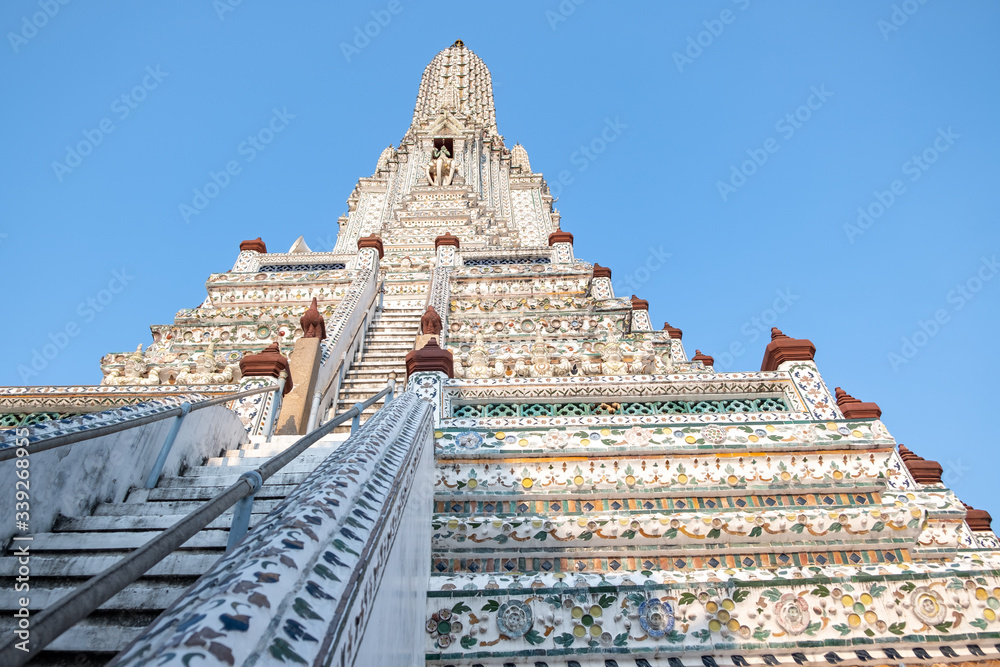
<box><xmin>2</xmin><ymin>1</ymin><xmax>998</xmax><ymax>510</ymax></box>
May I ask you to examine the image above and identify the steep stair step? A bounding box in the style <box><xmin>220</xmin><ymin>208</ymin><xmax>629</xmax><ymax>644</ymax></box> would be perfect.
<box><xmin>0</xmin><ymin>614</ymin><xmax>155</xmax><ymax>655</ymax></box>
<box><xmin>91</xmin><ymin>497</ymin><xmax>285</xmax><ymax>517</ymax></box>
<box><xmin>0</xmin><ymin>552</ymin><xmax>227</xmax><ymax>578</ymax></box>
<box><xmin>24</xmin><ymin>530</ymin><xmax>230</xmax><ymax>551</ymax></box>
<box><xmin>57</xmin><ymin>511</ymin><xmax>273</xmax><ymax>532</ymax></box>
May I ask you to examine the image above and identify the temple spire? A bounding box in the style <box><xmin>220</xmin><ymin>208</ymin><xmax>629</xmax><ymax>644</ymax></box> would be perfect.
<box><xmin>410</xmin><ymin>40</ymin><xmax>497</xmax><ymax>134</ymax></box>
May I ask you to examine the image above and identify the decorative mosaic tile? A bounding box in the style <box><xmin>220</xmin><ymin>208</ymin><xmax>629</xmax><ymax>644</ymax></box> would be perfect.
<box><xmin>0</xmin><ymin>394</ymin><xmax>205</xmax><ymax>449</ymax></box>
<box><xmin>434</xmin><ymin>421</ymin><xmax>892</xmax><ymax>457</ymax></box>
<box><xmin>423</xmin><ymin>564</ymin><xmax>1000</xmax><ymax>659</ymax></box>
<box><xmin>113</xmin><ymin>391</ymin><xmax>434</xmax><ymax>667</ymax></box>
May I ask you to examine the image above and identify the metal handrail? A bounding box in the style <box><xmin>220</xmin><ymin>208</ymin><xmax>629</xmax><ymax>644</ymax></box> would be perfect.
<box><xmin>307</xmin><ymin>279</ymin><xmax>384</xmax><ymax>432</ymax></box>
<box><xmin>0</xmin><ymin>380</ymin><xmax>395</xmax><ymax>666</ymax></box>
<box><xmin>0</xmin><ymin>383</ymin><xmax>279</xmax><ymax>463</ymax></box>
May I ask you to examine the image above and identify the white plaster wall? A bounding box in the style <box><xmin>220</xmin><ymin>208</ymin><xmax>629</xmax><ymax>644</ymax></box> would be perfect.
<box><xmin>0</xmin><ymin>406</ymin><xmax>247</xmax><ymax>546</ymax></box>
<box><xmin>352</xmin><ymin>423</ymin><xmax>433</xmax><ymax>667</ymax></box>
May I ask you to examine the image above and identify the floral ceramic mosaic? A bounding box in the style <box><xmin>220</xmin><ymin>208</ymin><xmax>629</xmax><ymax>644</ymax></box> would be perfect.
<box><xmin>16</xmin><ymin>40</ymin><xmax>1000</xmax><ymax>667</ymax></box>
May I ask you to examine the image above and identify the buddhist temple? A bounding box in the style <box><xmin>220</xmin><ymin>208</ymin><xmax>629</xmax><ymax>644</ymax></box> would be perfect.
<box><xmin>1</xmin><ymin>40</ymin><xmax>997</xmax><ymax>667</ymax></box>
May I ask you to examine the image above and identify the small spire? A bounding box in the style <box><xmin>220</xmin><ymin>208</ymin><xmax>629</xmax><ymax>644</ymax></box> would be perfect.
<box><xmin>897</xmin><ymin>443</ymin><xmax>943</xmax><ymax>485</ymax></box>
<box><xmin>239</xmin><ymin>237</ymin><xmax>267</xmax><ymax>253</ymax></box>
<box><xmin>435</xmin><ymin>232</ymin><xmax>460</xmax><ymax>249</ymax></box>
<box><xmin>300</xmin><ymin>297</ymin><xmax>326</xmax><ymax>340</ymax></box>
<box><xmin>663</xmin><ymin>322</ymin><xmax>683</xmax><ymax>340</ymax></box>
<box><xmin>835</xmin><ymin>387</ymin><xmax>882</xmax><ymax>419</ymax></box>
<box><xmin>964</xmin><ymin>503</ymin><xmax>994</xmax><ymax>531</ymax></box>
<box><xmin>421</xmin><ymin>305</ymin><xmax>442</xmax><ymax>335</ymax></box>
<box><xmin>405</xmin><ymin>337</ymin><xmax>454</xmax><ymax>378</ymax></box>
<box><xmin>239</xmin><ymin>342</ymin><xmax>293</xmax><ymax>394</ymax></box>
<box><xmin>692</xmin><ymin>350</ymin><xmax>714</xmax><ymax>367</ymax></box>
<box><xmin>770</xmin><ymin>327</ymin><xmax>789</xmax><ymax>340</ymax></box>
<box><xmin>357</xmin><ymin>235</ymin><xmax>384</xmax><ymax>258</ymax></box>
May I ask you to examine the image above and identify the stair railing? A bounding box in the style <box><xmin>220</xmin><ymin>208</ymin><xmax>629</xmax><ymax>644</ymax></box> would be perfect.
<box><xmin>307</xmin><ymin>279</ymin><xmax>384</xmax><ymax>432</ymax></box>
<box><xmin>0</xmin><ymin>383</ymin><xmax>281</xmax><ymax>465</ymax></box>
<box><xmin>0</xmin><ymin>379</ymin><xmax>395</xmax><ymax>667</ymax></box>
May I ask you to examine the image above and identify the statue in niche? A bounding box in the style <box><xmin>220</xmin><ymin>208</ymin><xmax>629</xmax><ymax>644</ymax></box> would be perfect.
<box><xmin>176</xmin><ymin>342</ymin><xmax>238</xmax><ymax>385</ymax></box>
<box><xmin>515</xmin><ymin>333</ymin><xmax>570</xmax><ymax>378</ymax></box>
<box><xmin>426</xmin><ymin>144</ymin><xmax>457</xmax><ymax>186</ymax></box>
<box><xmin>580</xmin><ymin>352</ymin><xmax>603</xmax><ymax>376</ymax></box>
<box><xmin>421</xmin><ymin>305</ymin><xmax>442</xmax><ymax>335</ymax></box>
<box><xmin>102</xmin><ymin>344</ymin><xmax>161</xmax><ymax>385</ymax></box>
<box><xmin>630</xmin><ymin>341</ymin><xmax>658</xmax><ymax>375</ymax></box>
<box><xmin>658</xmin><ymin>351</ymin><xmax>675</xmax><ymax>374</ymax></box>
<box><xmin>454</xmin><ymin>333</ymin><xmax>495</xmax><ymax>379</ymax></box>
<box><xmin>552</xmin><ymin>354</ymin><xmax>573</xmax><ymax>377</ymax></box>
<box><xmin>600</xmin><ymin>340</ymin><xmax>629</xmax><ymax>376</ymax></box>
<box><xmin>626</xmin><ymin>341</ymin><xmax>674</xmax><ymax>375</ymax></box>
<box><xmin>464</xmin><ymin>333</ymin><xmax>503</xmax><ymax>379</ymax></box>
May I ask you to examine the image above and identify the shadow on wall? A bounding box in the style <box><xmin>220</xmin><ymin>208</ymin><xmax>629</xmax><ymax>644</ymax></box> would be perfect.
<box><xmin>0</xmin><ymin>405</ymin><xmax>248</xmax><ymax>547</ymax></box>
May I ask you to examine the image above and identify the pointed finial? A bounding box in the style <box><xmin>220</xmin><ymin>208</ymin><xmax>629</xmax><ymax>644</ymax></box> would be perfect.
<box><xmin>405</xmin><ymin>336</ymin><xmax>455</xmax><ymax>377</ymax></box>
<box><xmin>301</xmin><ymin>297</ymin><xmax>326</xmax><ymax>339</ymax></box>
<box><xmin>692</xmin><ymin>350</ymin><xmax>714</xmax><ymax>367</ymax></box>
<box><xmin>760</xmin><ymin>329</ymin><xmax>815</xmax><ymax>371</ymax></box>
<box><xmin>964</xmin><ymin>504</ymin><xmax>993</xmax><ymax>531</ymax></box>
<box><xmin>834</xmin><ymin>387</ymin><xmax>882</xmax><ymax>419</ymax></box>
<box><xmin>239</xmin><ymin>342</ymin><xmax>293</xmax><ymax>394</ymax></box>
<box><xmin>897</xmin><ymin>443</ymin><xmax>943</xmax><ymax>484</ymax></box>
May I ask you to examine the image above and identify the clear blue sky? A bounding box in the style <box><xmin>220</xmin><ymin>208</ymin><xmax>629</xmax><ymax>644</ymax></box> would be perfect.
<box><xmin>2</xmin><ymin>2</ymin><xmax>998</xmax><ymax>510</ymax></box>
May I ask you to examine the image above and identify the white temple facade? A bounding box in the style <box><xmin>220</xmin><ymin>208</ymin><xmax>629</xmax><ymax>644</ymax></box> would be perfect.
<box><xmin>1</xmin><ymin>41</ymin><xmax>998</xmax><ymax>667</ymax></box>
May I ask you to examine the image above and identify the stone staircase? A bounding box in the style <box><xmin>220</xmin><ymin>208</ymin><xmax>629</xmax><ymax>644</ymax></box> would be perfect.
<box><xmin>0</xmin><ymin>304</ymin><xmax>423</xmax><ymax>665</ymax></box>
<box><xmin>0</xmin><ymin>432</ymin><xmax>349</xmax><ymax>666</ymax></box>
<box><xmin>332</xmin><ymin>304</ymin><xmax>422</xmax><ymax>433</ymax></box>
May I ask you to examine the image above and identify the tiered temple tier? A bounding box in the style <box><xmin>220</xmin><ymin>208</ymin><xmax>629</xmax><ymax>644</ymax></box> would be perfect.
<box><xmin>429</xmin><ymin>410</ymin><xmax>951</xmax><ymax>580</ymax></box>
<box><xmin>387</xmin><ymin>184</ymin><xmax>512</xmax><ymax>247</ymax></box>
<box><xmin>110</xmin><ymin>265</ymin><xmax>357</xmax><ymax>379</ymax></box>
